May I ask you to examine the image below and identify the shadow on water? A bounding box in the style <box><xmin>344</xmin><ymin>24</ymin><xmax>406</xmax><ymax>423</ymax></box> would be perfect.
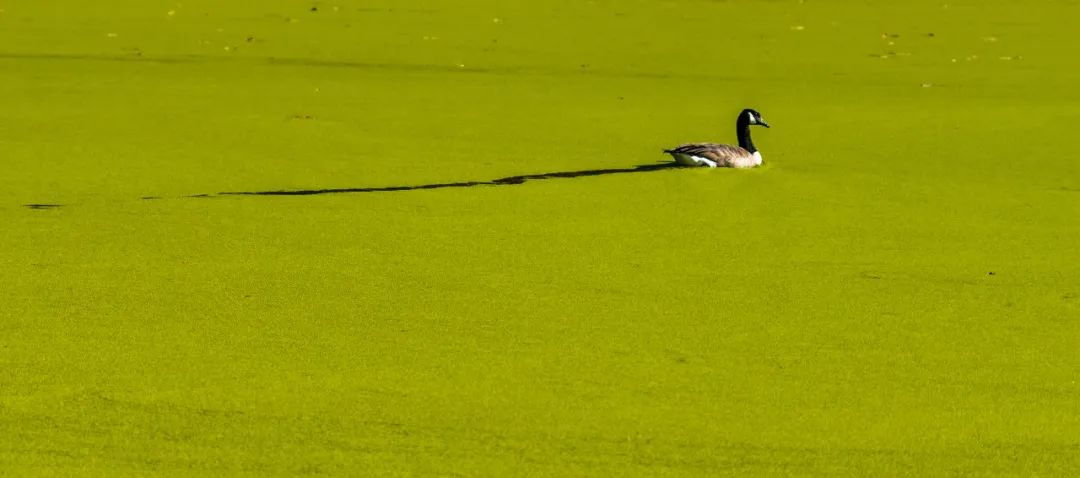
<box><xmin>219</xmin><ymin>163</ymin><xmax>682</xmax><ymax>197</ymax></box>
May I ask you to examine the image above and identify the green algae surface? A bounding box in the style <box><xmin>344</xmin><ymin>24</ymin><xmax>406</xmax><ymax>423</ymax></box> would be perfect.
<box><xmin>3</xmin><ymin>0</ymin><xmax>1080</xmax><ymax>475</ymax></box>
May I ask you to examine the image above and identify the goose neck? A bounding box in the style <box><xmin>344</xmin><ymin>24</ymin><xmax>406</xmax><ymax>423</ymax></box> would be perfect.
<box><xmin>736</xmin><ymin>121</ymin><xmax>757</xmax><ymax>154</ymax></box>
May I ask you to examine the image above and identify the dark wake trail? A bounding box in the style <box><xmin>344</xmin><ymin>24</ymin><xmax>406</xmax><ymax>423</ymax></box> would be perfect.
<box><xmin>217</xmin><ymin>163</ymin><xmax>681</xmax><ymax>197</ymax></box>
<box><xmin>21</xmin><ymin>163</ymin><xmax>684</xmax><ymax>209</ymax></box>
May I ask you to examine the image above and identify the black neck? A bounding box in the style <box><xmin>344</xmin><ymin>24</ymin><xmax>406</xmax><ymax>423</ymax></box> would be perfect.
<box><xmin>736</xmin><ymin>118</ymin><xmax>756</xmax><ymax>153</ymax></box>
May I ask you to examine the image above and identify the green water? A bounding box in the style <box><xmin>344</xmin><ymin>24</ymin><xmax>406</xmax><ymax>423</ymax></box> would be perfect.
<box><xmin>2</xmin><ymin>1</ymin><xmax>1079</xmax><ymax>475</ymax></box>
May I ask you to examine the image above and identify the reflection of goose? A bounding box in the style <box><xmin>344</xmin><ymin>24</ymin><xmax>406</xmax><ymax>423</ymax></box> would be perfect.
<box><xmin>664</xmin><ymin>108</ymin><xmax>770</xmax><ymax>168</ymax></box>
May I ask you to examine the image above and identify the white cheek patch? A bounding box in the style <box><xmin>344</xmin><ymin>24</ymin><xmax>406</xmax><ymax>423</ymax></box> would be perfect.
<box><xmin>747</xmin><ymin>115</ymin><xmax>756</xmax><ymax>125</ymax></box>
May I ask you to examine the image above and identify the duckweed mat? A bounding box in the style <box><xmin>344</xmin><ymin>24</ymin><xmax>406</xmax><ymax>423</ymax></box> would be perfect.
<box><xmin>2</xmin><ymin>0</ymin><xmax>1079</xmax><ymax>475</ymax></box>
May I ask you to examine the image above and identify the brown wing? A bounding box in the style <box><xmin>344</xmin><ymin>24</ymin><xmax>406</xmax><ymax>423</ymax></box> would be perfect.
<box><xmin>665</xmin><ymin>143</ymin><xmax>752</xmax><ymax>165</ymax></box>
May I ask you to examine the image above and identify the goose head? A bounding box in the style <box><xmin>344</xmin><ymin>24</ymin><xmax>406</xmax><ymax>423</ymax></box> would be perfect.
<box><xmin>740</xmin><ymin>108</ymin><xmax>770</xmax><ymax>128</ymax></box>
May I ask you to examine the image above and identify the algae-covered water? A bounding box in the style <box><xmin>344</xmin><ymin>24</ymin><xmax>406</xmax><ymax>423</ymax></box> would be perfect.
<box><xmin>3</xmin><ymin>0</ymin><xmax>1079</xmax><ymax>475</ymax></box>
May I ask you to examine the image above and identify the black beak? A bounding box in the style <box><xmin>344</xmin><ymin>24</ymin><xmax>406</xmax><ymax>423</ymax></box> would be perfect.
<box><xmin>759</xmin><ymin>120</ymin><xmax>770</xmax><ymax>128</ymax></box>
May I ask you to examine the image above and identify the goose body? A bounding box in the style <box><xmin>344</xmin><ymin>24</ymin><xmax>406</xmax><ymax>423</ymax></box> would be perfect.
<box><xmin>665</xmin><ymin>109</ymin><xmax>769</xmax><ymax>168</ymax></box>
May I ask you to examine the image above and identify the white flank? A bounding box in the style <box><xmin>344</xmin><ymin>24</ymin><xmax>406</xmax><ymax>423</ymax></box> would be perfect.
<box><xmin>672</xmin><ymin>153</ymin><xmax>718</xmax><ymax>168</ymax></box>
<box><xmin>690</xmin><ymin>155</ymin><xmax>718</xmax><ymax>168</ymax></box>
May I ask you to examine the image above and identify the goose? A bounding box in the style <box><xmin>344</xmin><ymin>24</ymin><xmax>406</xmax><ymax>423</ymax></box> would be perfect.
<box><xmin>664</xmin><ymin>108</ymin><xmax>770</xmax><ymax>168</ymax></box>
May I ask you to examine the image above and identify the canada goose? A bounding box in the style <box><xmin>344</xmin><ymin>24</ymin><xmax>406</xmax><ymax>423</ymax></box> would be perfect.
<box><xmin>664</xmin><ymin>108</ymin><xmax>770</xmax><ymax>168</ymax></box>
